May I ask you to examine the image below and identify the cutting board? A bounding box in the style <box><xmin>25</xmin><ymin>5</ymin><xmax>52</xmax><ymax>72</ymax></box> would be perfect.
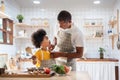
<box><xmin>0</xmin><ymin>72</ymin><xmax>55</xmax><ymax>78</ymax></box>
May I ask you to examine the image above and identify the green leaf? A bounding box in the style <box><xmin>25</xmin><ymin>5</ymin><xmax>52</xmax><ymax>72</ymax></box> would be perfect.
<box><xmin>51</xmin><ymin>65</ymin><xmax>65</xmax><ymax>74</ymax></box>
<box><xmin>17</xmin><ymin>14</ymin><xmax>24</xmax><ymax>20</ymax></box>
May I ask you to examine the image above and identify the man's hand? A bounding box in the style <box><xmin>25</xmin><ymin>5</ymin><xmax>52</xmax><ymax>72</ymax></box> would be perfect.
<box><xmin>54</xmin><ymin>37</ymin><xmax>57</xmax><ymax>45</ymax></box>
<box><xmin>49</xmin><ymin>44</ymin><xmax>55</xmax><ymax>51</ymax></box>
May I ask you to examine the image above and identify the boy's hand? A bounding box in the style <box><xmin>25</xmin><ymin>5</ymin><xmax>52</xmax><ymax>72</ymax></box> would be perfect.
<box><xmin>31</xmin><ymin>55</ymin><xmax>37</xmax><ymax>64</ymax></box>
<box><xmin>32</xmin><ymin>60</ymin><xmax>37</xmax><ymax>64</ymax></box>
<box><xmin>31</xmin><ymin>55</ymin><xmax>36</xmax><ymax>60</ymax></box>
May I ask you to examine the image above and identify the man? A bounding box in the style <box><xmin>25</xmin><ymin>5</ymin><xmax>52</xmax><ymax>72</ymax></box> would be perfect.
<box><xmin>51</xmin><ymin>10</ymin><xmax>84</xmax><ymax>71</ymax></box>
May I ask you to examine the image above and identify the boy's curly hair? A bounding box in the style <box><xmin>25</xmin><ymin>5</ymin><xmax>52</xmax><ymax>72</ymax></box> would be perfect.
<box><xmin>31</xmin><ymin>29</ymin><xmax>46</xmax><ymax>48</ymax></box>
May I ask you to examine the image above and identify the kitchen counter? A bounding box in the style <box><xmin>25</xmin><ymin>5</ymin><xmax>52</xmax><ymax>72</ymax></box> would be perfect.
<box><xmin>0</xmin><ymin>71</ymin><xmax>91</xmax><ymax>80</ymax></box>
<box><xmin>77</xmin><ymin>58</ymin><xmax>119</xmax><ymax>62</ymax></box>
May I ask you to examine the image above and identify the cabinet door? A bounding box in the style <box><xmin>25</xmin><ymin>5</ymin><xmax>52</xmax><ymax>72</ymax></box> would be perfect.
<box><xmin>0</xmin><ymin>31</ymin><xmax>3</xmax><ymax>42</ymax></box>
<box><xmin>0</xmin><ymin>19</ymin><xmax>4</xmax><ymax>43</ymax></box>
<box><xmin>0</xmin><ymin>18</ymin><xmax>13</xmax><ymax>44</ymax></box>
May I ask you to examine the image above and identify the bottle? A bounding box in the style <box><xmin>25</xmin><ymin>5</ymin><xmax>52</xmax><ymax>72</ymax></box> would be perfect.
<box><xmin>0</xmin><ymin>0</ymin><xmax>5</xmax><ymax>12</ymax></box>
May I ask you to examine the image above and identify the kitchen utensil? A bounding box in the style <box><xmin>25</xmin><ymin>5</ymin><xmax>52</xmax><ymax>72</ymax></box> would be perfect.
<box><xmin>117</xmin><ymin>34</ymin><xmax>120</xmax><ymax>49</ymax></box>
<box><xmin>25</xmin><ymin>47</ymin><xmax>33</xmax><ymax>55</ymax></box>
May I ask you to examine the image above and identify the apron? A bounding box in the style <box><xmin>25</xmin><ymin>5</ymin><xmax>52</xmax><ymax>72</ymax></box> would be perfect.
<box><xmin>56</xmin><ymin>30</ymin><xmax>76</xmax><ymax>71</ymax></box>
<box><xmin>40</xmin><ymin>59</ymin><xmax>56</xmax><ymax>68</ymax></box>
<box><xmin>39</xmin><ymin>50</ymin><xmax>56</xmax><ymax>68</ymax></box>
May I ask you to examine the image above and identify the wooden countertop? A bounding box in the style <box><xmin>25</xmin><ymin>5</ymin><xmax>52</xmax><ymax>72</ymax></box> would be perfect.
<box><xmin>77</xmin><ymin>58</ymin><xmax>119</xmax><ymax>62</ymax></box>
<box><xmin>0</xmin><ymin>71</ymin><xmax>91</xmax><ymax>80</ymax></box>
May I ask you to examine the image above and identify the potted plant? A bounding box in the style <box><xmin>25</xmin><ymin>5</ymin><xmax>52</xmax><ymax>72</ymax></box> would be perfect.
<box><xmin>98</xmin><ymin>47</ymin><xmax>105</xmax><ymax>59</ymax></box>
<box><xmin>17</xmin><ymin>14</ymin><xmax>24</xmax><ymax>23</ymax></box>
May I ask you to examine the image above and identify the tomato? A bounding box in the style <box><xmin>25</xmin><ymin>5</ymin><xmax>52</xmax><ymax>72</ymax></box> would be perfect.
<box><xmin>44</xmin><ymin>68</ymin><xmax>51</xmax><ymax>74</ymax></box>
<box><xmin>64</xmin><ymin>65</ymin><xmax>69</xmax><ymax>73</ymax></box>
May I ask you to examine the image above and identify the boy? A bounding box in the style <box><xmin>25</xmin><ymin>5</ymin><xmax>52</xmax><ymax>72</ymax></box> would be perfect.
<box><xmin>31</xmin><ymin>29</ymin><xmax>55</xmax><ymax>68</ymax></box>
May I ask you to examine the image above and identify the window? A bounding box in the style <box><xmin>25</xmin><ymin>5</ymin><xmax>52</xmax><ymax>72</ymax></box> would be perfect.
<box><xmin>0</xmin><ymin>18</ymin><xmax>13</xmax><ymax>44</ymax></box>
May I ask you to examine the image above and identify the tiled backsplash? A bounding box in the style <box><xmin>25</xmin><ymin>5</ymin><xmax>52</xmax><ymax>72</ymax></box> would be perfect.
<box><xmin>0</xmin><ymin>0</ymin><xmax>119</xmax><ymax>60</ymax></box>
<box><xmin>20</xmin><ymin>7</ymin><xmax>114</xmax><ymax>58</ymax></box>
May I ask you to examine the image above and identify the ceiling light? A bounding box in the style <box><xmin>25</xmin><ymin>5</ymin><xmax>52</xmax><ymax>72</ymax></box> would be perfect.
<box><xmin>93</xmin><ymin>0</ymin><xmax>101</xmax><ymax>4</ymax></box>
<box><xmin>33</xmin><ymin>0</ymin><xmax>40</xmax><ymax>4</ymax></box>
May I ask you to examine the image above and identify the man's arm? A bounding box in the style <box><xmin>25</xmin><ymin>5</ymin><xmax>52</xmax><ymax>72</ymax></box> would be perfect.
<box><xmin>67</xmin><ymin>47</ymin><xmax>83</xmax><ymax>59</ymax></box>
<box><xmin>50</xmin><ymin>47</ymin><xmax>83</xmax><ymax>59</ymax></box>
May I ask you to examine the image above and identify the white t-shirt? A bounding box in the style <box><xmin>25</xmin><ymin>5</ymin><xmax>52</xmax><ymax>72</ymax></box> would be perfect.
<box><xmin>54</xmin><ymin>24</ymin><xmax>84</xmax><ymax>52</ymax></box>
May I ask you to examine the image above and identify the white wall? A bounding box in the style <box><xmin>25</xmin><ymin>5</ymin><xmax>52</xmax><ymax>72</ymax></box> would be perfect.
<box><xmin>0</xmin><ymin>0</ymin><xmax>20</xmax><ymax>57</ymax></box>
<box><xmin>0</xmin><ymin>0</ymin><xmax>119</xmax><ymax>59</ymax></box>
<box><xmin>5</xmin><ymin>0</ymin><xmax>20</xmax><ymax>21</ymax></box>
<box><xmin>70</xmin><ymin>8</ymin><xmax>113</xmax><ymax>58</ymax></box>
<box><xmin>113</xmin><ymin>0</ymin><xmax>120</xmax><ymax>59</ymax></box>
<box><xmin>19</xmin><ymin>6</ymin><xmax>114</xmax><ymax>58</ymax></box>
<box><xmin>114</xmin><ymin>0</ymin><xmax>120</xmax><ymax>11</ymax></box>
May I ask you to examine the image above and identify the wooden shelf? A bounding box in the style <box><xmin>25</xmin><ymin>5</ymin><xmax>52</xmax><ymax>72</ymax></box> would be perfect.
<box><xmin>15</xmin><ymin>23</ymin><xmax>49</xmax><ymax>28</ymax></box>
<box><xmin>85</xmin><ymin>36</ymin><xmax>103</xmax><ymax>40</ymax></box>
<box><xmin>0</xmin><ymin>42</ymin><xmax>12</xmax><ymax>45</ymax></box>
<box><xmin>0</xmin><ymin>29</ymin><xmax>12</xmax><ymax>32</ymax></box>
<box><xmin>108</xmin><ymin>20</ymin><xmax>117</xmax><ymax>28</ymax></box>
<box><xmin>0</xmin><ymin>11</ymin><xmax>9</xmax><ymax>18</ymax></box>
<box><xmin>109</xmin><ymin>34</ymin><xmax>118</xmax><ymax>38</ymax></box>
<box><xmin>84</xmin><ymin>25</ymin><xmax>103</xmax><ymax>28</ymax></box>
<box><xmin>109</xmin><ymin>34</ymin><xmax>118</xmax><ymax>49</ymax></box>
<box><xmin>0</xmin><ymin>28</ymin><xmax>6</xmax><ymax>32</ymax></box>
<box><xmin>109</xmin><ymin>10</ymin><xmax>119</xmax><ymax>49</ymax></box>
<box><xmin>15</xmin><ymin>23</ymin><xmax>31</xmax><ymax>27</ymax></box>
<box><xmin>14</xmin><ymin>36</ymin><xmax>30</xmax><ymax>39</ymax></box>
<box><xmin>84</xmin><ymin>18</ymin><xmax>103</xmax><ymax>20</ymax></box>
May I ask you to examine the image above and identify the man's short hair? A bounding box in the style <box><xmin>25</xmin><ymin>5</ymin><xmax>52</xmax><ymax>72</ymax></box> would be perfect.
<box><xmin>57</xmin><ymin>10</ymin><xmax>72</xmax><ymax>22</ymax></box>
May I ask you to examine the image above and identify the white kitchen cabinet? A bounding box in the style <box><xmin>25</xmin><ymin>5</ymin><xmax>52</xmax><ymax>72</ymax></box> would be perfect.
<box><xmin>76</xmin><ymin>59</ymin><xmax>119</xmax><ymax>80</ymax></box>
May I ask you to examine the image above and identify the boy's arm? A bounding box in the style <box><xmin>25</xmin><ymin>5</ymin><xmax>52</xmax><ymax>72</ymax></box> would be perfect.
<box><xmin>31</xmin><ymin>55</ymin><xmax>37</xmax><ymax>65</ymax></box>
